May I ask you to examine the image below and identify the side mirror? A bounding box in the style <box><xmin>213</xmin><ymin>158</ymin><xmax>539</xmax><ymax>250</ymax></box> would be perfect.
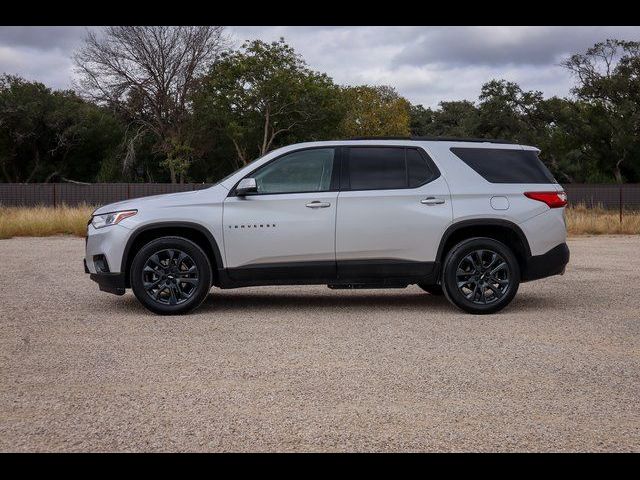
<box><xmin>236</xmin><ymin>177</ymin><xmax>257</xmax><ymax>196</ymax></box>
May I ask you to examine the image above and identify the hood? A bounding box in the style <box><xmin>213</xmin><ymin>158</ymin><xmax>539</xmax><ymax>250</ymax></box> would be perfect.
<box><xmin>92</xmin><ymin>188</ymin><xmax>221</xmax><ymax>215</ymax></box>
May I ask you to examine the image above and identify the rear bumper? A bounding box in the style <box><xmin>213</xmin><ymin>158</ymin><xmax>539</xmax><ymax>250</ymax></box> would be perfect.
<box><xmin>88</xmin><ymin>268</ymin><xmax>126</xmax><ymax>296</ymax></box>
<box><xmin>522</xmin><ymin>242</ymin><xmax>570</xmax><ymax>282</ymax></box>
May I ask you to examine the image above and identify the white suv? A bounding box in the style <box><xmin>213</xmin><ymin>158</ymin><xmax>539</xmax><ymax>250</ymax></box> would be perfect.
<box><xmin>84</xmin><ymin>138</ymin><xmax>569</xmax><ymax>315</ymax></box>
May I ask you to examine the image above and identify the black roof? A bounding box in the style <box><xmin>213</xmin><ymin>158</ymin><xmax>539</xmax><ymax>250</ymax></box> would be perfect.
<box><xmin>348</xmin><ymin>136</ymin><xmax>517</xmax><ymax>144</ymax></box>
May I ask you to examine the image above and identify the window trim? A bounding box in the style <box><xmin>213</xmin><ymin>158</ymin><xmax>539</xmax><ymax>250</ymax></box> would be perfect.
<box><xmin>228</xmin><ymin>146</ymin><xmax>342</xmax><ymax>197</ymax></box>
<box><xmin>341</xmin><ymin>145</ymin><xmax>441</xmax><ymax>192</ymax></box>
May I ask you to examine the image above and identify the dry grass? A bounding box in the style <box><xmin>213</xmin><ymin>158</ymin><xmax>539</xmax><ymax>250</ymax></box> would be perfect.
<box><xmin>0</xmin><ymin>204</ymin><xmax>94</xmax><ymax>239</ymax></box>
<box><xmin>566</xmin><ymin>204</ymin><xmax>640</xmax><ymax>236</ymax></box>
<box><xmin>0</xmin><ymin>204</ymin><xmax>639</xmax><ymax>239</ymax></box>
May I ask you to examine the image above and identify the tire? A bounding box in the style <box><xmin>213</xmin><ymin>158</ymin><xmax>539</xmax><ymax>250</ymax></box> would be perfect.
<box><xmin>130</xmin><ymin>236</ymin><xmax>212</xmax><ymax>315</ymax></box>
<box><xmin>441</xmin><ymin>237</ymin><xmax>520</xmax><ymax>314</ymax></box>
<box><xmin>417</xmin><ymin>283</ymin><xmax>443</xmax><ymax>295</ymax></box>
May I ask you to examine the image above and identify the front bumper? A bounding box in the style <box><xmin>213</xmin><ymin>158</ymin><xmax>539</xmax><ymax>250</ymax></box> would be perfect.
<box><xmin>85</xmin><ymin>223</ymin><xmax>132</xmax><ymax>274</ymax></box>
<box><xmin>88</xmin><ymin>268</ymin><xmax>126</xmax><ymax>295</ymax></box>
<box><xmin>522</xmin><ymin>242</ymin><xmax>570</xmax><ymax>282</ymax></box>
<box><xmin>85</xmin><ymin>214</ymin><xmax>137</xmax><ymax>295</ymax></box>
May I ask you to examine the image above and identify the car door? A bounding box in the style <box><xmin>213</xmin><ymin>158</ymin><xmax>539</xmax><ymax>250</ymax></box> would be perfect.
<box><xmin>223</xmin><ymin>147</ymin><xmax>340</xmax><ymax>282</ymax></box>
<box><xmin>335</xmin><ymin>146</ymin><xmax>452</xmax><ymax>280</ymax></box>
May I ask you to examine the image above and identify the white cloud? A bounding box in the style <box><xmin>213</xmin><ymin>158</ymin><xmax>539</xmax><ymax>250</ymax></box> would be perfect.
<box><xmin>0</xmin><ymin>45</ymin><xmax>76</xmax><ymax>90</ymax></box>
<box><xmin>1</xmin><ymin>26</ymin><xmax>639</xmax><ymax>106</ymax></box>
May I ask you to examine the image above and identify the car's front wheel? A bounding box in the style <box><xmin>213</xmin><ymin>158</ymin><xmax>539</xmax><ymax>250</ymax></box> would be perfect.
<box><xmin>130</xmin><ymin>236</ymin><xmax>212</xmax><ymax>315</ymax></box>
<box><xmin>441</xmin><ymin>237</ymin><xmax>520</xmax><ymax>314</ymax></box>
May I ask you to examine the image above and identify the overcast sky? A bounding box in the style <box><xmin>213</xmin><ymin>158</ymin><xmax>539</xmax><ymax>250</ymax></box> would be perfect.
<box><xmin>1</xmin><ymin>26</ymin><xmax>639</xmax><ymax>107</ymax></box>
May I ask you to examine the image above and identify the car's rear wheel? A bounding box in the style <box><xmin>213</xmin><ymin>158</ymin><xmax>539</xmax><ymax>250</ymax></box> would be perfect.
<box><xmin>130</xmin><ymin>236</ymin><xmax>212</xmax><ymax>315</ymax></box>
<box><xmin>441</xmin><ymin>237</ymin><xmax>520</xmax><ymax>314</ymax></box>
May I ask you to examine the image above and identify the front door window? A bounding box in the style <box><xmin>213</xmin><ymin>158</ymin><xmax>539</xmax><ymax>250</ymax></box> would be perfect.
<box><xmin>252</xmin><ymin>148</ymin><xmax>335</xmax><ymax>194</ymax></box>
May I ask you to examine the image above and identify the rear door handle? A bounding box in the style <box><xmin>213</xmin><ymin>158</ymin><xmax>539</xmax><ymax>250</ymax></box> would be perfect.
<box><xmin>306</xmin><ymin>201</ymin><xmax>331</xmax><ymax>208</ymax></box>
<box><xmin>421</xmin><ymin>197</ymin><xmax>445</xmax><ymax>205</ymax></box>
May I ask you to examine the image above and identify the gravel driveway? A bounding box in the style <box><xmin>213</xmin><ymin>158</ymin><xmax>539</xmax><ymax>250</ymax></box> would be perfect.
<box><xmin>1</xmin><ymin>235</ymin><xmax>639</xmax><ymax>452</ymax></box>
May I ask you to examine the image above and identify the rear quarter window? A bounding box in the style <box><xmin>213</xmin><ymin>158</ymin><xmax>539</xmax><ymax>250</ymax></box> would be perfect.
<box><xmin>450</xmin><ymin>147</ymin><xmax>557</xmax><ymax>184</ymax></box>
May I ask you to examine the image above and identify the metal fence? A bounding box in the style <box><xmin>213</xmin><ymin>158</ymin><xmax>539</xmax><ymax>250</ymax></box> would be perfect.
<box><xmin>0</xmin><ymin>183</ymin><xmax>214</xmax><ymax>208</ymax></box>
<box><xmin>1</xmin><ymin>182</ymin><xmax>640</xmax><ymax>210</ymax></box>
<box><xmin>563</xmin><ymin>184</ymin><xmax>640</xmax><ymax>210</ymax></box>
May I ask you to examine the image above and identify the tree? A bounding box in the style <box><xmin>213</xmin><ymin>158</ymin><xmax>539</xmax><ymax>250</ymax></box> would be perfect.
<box><xmin>477</xmin><ymin>80</ymin><xmax>546</xmax><ymax>142</ymax></box>
<box><xmin>338</xmin><ymin>85</ymin><xmax>411</xmax><ymax>137</ymax></box>
<box><xmin>160</xmin><ymin>138</ymin><xmax>193</xmax><ymax>184</ymax></box>
<box><xmin>562</xmin><ymin>39</ymin><xmax>640</xmax><ymax>183</ymax></box>
<box><xmin>192</xmin><ymin>39</ymin><xmax>343</xmax><ymax>168</ymax></box>
<box><xmin>410</xmin><ymin>101</ymin><xmax>480</xmax><ymax>137</ymax></box>
<box><xmin>0</xmin><ymin>75</ymin><xmax>123</xmax><ymax>183</ymax></box>
<box><xmin>74</xmin><ymin>26</ymin><xmax>228</xmax><ymax>182</ymax></box>
<box><xmin>475</xmin><ymin>80</ymin><xmax>599</xmax><ymax>183</ymax></box>
<box><xmin>409</xmin><ymin>104</ymin><xmax>434</xmax><ymax>136</ymax></box>
<box><xmin>409</xmin><ymin>80</ymin><xmax>600</xmax><ymax>183</ymax></box>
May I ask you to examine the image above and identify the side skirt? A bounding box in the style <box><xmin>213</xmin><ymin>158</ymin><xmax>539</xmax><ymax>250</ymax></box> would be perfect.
<box><xmin>216</xmin><ymin>260</ymin><xmax>438</xmax><ymax>289</ymax></box>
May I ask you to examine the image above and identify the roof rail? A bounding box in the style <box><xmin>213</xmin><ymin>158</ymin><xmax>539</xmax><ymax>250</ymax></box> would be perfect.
<box><xmin>348</xmin><ymin>136</ymin><xmax>517</xmax><ymax>144</ymax></box>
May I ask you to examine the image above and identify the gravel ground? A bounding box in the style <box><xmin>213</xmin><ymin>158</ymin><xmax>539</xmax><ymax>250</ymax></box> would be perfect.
<box><xmin>1</xmin><ymin>235</ymin><xmax>639</xmax><ymax>452</ymax></box>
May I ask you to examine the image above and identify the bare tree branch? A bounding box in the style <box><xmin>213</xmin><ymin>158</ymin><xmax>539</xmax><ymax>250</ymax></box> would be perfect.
<box><xmin>74</xmin><ymin>26</ymin><xmax>229</xmax><ymax>181</ymax></box>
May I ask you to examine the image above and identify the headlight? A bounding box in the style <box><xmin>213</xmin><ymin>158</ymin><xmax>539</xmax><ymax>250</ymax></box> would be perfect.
<box><xmin>91</xmin><ymin>210</ymin><xmax>137</xmax><ymax>229</ymax></box>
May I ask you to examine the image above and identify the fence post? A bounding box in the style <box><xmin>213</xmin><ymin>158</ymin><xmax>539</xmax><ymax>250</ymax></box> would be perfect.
<box><xmin>52</xmin><ymin>183</ymin><xmax>57</xmax><ymax>208</ymax></box>
<box><xmin>127</xmin><ymin>183</ymin><xmax>131</xmax><ymax>199</ymax></box>
<box><xmin>619</xmin><ymin>183</ymin><xmax>623</xmax><ymax>223</ymax></box>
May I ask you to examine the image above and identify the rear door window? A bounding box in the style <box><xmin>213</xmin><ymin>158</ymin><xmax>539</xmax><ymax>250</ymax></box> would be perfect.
<box><xmin>450</xmin><ymin>147</ymin><xmax>556</xmax><ymax>184</ymax></box>
<box><xmin>348</xmin><ymin>147</ymin><xmax>406</xmax><ymax>190</ymax></box>
<box><xmin>346</xmin><ymin>147</ymin><xmax>438</xmax><ymax>190</ymax></box>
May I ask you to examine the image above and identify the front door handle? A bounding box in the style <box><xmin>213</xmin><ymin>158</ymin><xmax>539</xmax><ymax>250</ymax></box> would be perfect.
<box><xmin>306</xmin><ymin>201</ymin><xmax>331</xmax><ymax>208</ymax></box>
<box><xmin>421</xmin><ymin>197</ymin><xmax>445</xmax><ymax>205</ymax></box>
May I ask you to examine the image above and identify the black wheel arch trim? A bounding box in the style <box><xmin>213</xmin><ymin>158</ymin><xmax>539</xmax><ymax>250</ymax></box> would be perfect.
<box><xmin>436</xmin><ymin>219</ymin><xmax>532</xmax><ymax>265</ymax></box>
<box><xmin>120</xmin><ymin>221</ymin><xmax>224</xmax><ymax>277</ymax></box>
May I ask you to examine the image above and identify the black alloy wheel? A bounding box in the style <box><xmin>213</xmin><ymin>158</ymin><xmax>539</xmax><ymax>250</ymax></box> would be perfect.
<box><xmin>142</xmin><ymin>249</ymin><xmax>199</xmax><ymax>306</ymax></box>
<box><xmin>130</xmin><ymin>236</ymin><xmax>212</xmax><ymax>315</ymax></box>
<box><xmin>455</xmin><ymin>249</ymin><xmax>510</xmax><ymax>305</ymax></box>
<box><xmin>442</xmin><ymin>237</ymin><xmax>520</xmax><ymax>314</ymax></box>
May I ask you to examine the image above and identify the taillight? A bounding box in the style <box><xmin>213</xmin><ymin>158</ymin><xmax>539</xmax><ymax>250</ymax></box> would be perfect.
<box><xmin>524</xmin><ymin>191</ymin><xmax>568</xmax><ymax>208</ymax></box>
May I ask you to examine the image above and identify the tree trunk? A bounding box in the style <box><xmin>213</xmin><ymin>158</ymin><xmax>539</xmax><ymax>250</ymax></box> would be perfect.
<box><xmin>231</xmin><ymin>137</ymin><xmax>247</xmax><ymax>166</ymax></box>
<box><xmin>614</xmin><ymin>168</ymin><xmax>623</xmax><ymax>184</ymax></box>
<box><xmin>44</xmin><ymin>171</ymin><xmax>59</xmax><ymax>183</ymax></box>
<box><xmin>260</xmin><ymin>107</ymin><xmax>270</xmax><ymax>156</ymax></box>
<box><xmin>61</xmin><ymin>177</ymin><xmax>91</xmax><ymax>185</ymax></box>
<box><xmin>614</xmin><ymin>157</ymin><xmax>624</xmax><ymax>184</ymax></box>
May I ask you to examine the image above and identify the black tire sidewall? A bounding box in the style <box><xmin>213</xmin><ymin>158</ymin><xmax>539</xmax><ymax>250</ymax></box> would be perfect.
<box><xmin>442</xmin><ymin>237</ymin><xmax>520</xmax><ymax>314</ymax></box>
<box><xmin>130</xmin><ymin>236</ymin><xmax>212</xmax><ymax>315</ymax></box>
